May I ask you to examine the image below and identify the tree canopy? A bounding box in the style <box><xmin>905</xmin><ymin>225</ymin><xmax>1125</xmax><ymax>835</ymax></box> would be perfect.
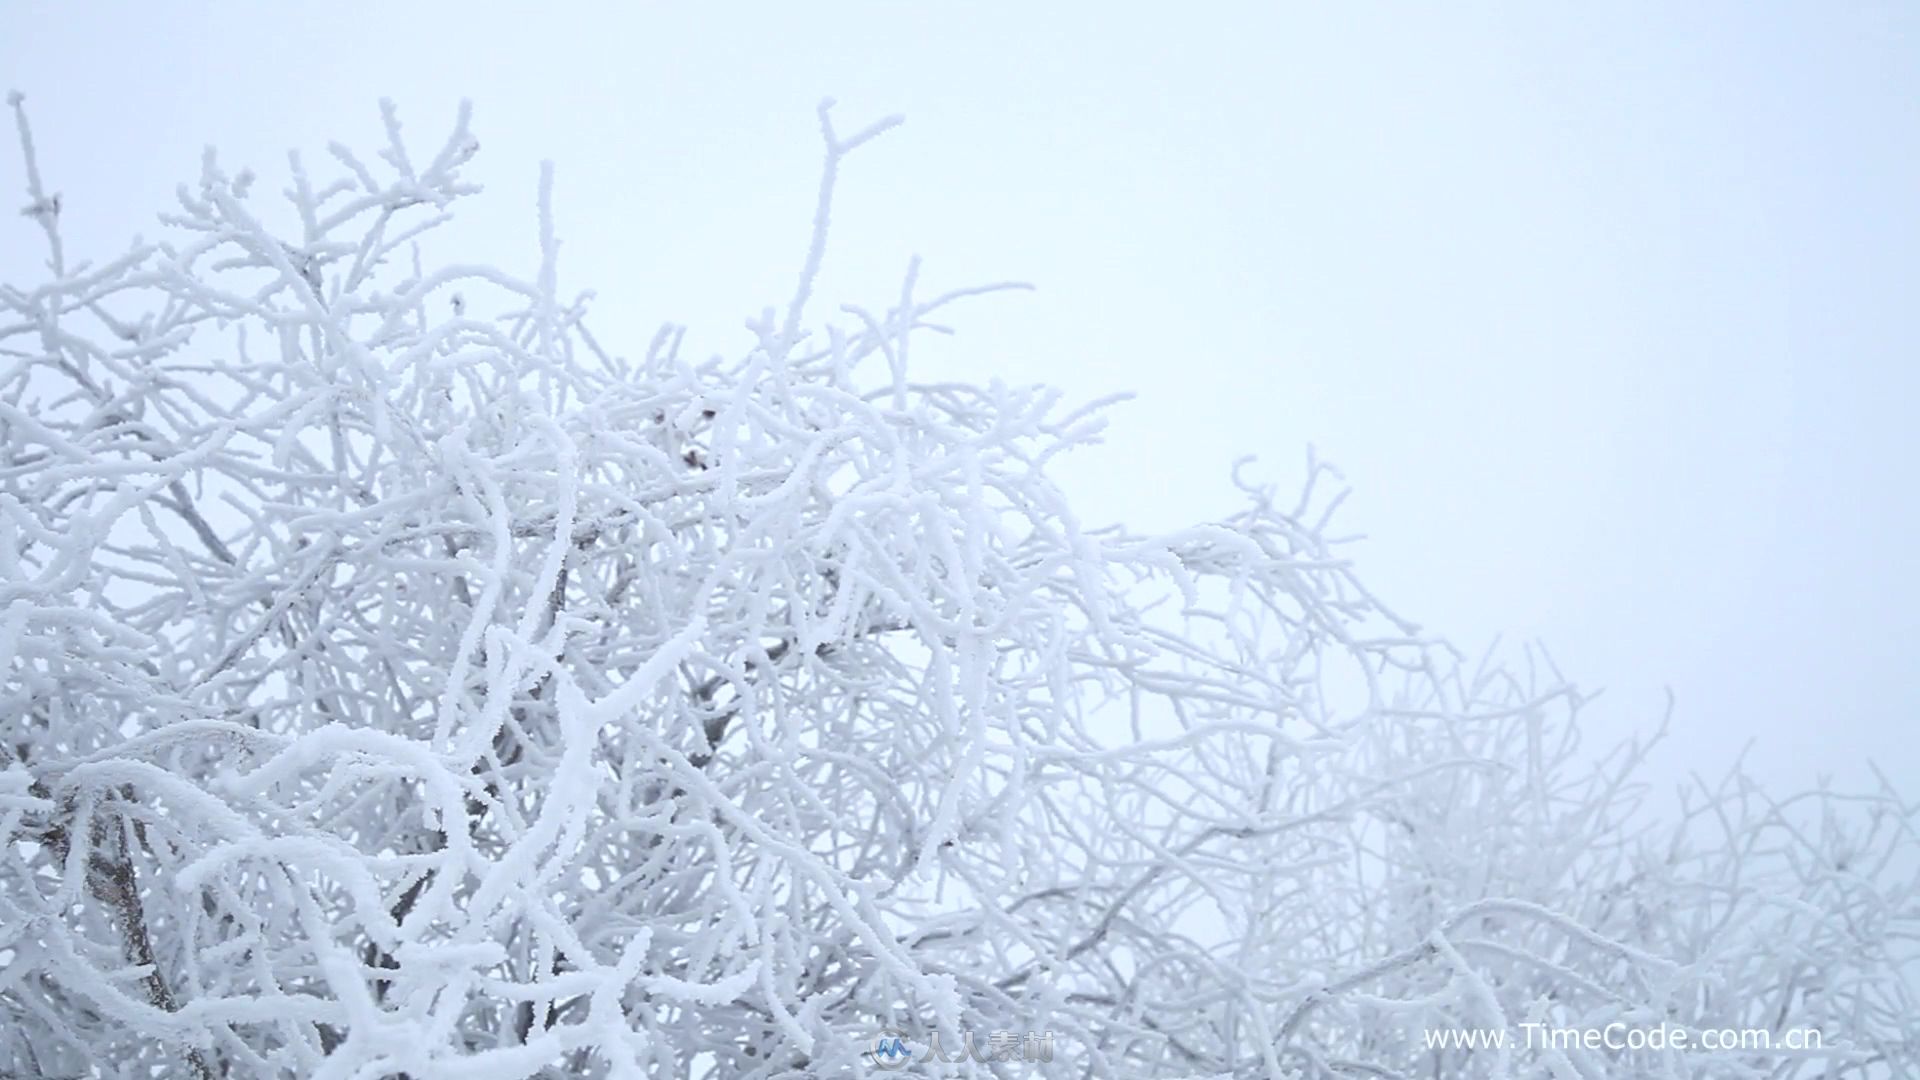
<box><xmin>1</xmin><ymin>95</ymin><xmax>1913</xmax><ymax>1079</ymax></box>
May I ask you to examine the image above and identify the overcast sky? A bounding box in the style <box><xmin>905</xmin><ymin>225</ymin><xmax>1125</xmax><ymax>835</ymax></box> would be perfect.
<box><xmin>5</xmin><ymin>3</ymin><xmax>1916</xmax><ymax>800</ymax></box>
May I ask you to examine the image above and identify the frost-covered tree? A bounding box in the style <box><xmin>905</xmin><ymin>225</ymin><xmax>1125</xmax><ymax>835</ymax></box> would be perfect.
<box><xmin>1</xmin><ymin>94</ymin><xmax>1914</xmax><ymax>1079</ymax></box>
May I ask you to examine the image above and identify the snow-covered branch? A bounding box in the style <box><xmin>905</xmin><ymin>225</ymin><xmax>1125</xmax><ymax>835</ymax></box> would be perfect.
<box><xmin>0</xmin><ymin>94</ymin><xmax>1913</xmax><ymax>1079</ymax></box>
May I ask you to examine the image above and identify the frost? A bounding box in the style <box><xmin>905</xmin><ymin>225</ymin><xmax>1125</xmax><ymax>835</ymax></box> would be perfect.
<box><xmin>0</xmin><ymin>92</ymin><xmax>1914</xmax><ymax>1079</ymax></box>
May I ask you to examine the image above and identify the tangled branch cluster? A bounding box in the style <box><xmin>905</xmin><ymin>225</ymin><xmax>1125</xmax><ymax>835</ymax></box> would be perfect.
<box><xmin>1</xmin><ymin>95</ymin><xmax>1914</xmax><ymax>1079</ymax></box>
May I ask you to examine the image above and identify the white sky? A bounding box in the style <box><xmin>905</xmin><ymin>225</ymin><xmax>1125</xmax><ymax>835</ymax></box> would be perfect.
<box><xmin>5</xmin><ymin>3</ymin><xmax>1916</xmax><ymax>799</ymax></box>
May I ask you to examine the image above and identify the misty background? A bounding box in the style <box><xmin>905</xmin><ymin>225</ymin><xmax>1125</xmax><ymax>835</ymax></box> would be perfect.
<box><xmin>4</xmin><ymin>3</ymin><xmax>1915</xmax><ymax>801</ymax></box>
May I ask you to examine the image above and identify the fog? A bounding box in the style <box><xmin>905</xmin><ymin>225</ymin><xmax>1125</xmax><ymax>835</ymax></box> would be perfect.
<box><xmin>6</xmin><ymin>2</ymin><xmax>1916</xmax><ymax>799</ymax></box>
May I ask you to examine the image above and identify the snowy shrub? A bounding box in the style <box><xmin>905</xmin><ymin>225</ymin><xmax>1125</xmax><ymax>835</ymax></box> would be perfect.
<box><xmin>1</xmin><ymin>93</ymin><xmax>1914</xmax><ymax>1078</ymax></box>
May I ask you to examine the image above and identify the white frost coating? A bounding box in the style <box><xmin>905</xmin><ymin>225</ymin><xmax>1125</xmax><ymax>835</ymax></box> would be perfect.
<box><xmin>0</xmin><ymin>90</ymin><xmax>1914</xmax><ymax>1080</ymax></box>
